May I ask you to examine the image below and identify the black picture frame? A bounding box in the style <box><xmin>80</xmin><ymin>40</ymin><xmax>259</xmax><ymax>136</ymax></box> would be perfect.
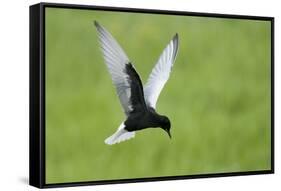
<box><xmin>29</xmin><ymin>2</ymin><xmax>275</xmax><ymax>189</ymax></box>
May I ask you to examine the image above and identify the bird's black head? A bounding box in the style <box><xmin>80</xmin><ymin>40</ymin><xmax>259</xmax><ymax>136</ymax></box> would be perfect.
<box><xmin>160</xmin><ymin>116</ymin><xmax>171</xmax><ymax>139</ymax></box>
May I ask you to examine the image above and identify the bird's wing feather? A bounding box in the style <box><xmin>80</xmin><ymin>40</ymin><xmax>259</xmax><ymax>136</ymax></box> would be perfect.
<box><xmin>95</xmin><ymin>21</ymin><xmax>146</xmax><ymax>115</ymax></box>
<box><xmin>104</xmin><ymin>122</ymin><xmax>135</xmax><ymax>145</ymax></box>
<box><xmin>144</xmin><ymin>34</ymin><xmax>179</xmax><ymax>109</ymax></box>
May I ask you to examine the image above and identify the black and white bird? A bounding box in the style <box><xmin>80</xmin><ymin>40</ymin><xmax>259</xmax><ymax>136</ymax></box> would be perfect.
<box><xmin>94</xmin><ymin>21</ymin><xmax>179</xmax><ymax>145</ymax></box>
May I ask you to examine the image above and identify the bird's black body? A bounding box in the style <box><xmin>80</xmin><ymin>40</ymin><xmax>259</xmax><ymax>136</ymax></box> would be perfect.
<box><xmin>125</xmin><ymin>107</ymin><xmax>170</xmax><ymax>131</ymax></box>
<box><xmin>124</xmin><ymin>63</ymin><xmax>171</xmax><ymax>137</ymax></box>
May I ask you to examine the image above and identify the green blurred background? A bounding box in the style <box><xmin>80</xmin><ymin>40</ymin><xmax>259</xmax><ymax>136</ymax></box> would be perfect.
<box><xmin>45</xmin><ymin>7</ymin><xmax>271</xmax><ymax>184</ymax></box>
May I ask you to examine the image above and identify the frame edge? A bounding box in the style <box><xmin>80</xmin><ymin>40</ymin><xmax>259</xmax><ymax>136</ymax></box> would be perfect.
<box><xmin>29</xmin><ymin>3</ymin><xmax>44</xmax><ymax>188</ymax></box>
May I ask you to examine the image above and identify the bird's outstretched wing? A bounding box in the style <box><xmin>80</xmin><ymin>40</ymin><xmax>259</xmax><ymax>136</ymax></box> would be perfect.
<box><xmin>94</xmin><ymin>21</ymin><xmax>146</xmax><ymax>116</ymax></box>
<box><xmin>144</xmin><ymin>34</ymin><xmax>179</xmax><ymax>109</ymax></box>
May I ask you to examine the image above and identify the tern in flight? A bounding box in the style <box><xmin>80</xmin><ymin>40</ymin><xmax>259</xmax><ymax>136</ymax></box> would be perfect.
<box><xmin>94</xmin><ymin>21</ymin><xmax>179</xmax><ymax>145</ymax></box>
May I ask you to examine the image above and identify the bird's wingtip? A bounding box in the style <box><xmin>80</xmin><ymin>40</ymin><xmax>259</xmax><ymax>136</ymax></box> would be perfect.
<box><xmin>173</xmin><ymin>33</ymin><xmax>179</xmax><ymax>41</ymax></box>
<box><xmin>93</xmin><ymin>20</ymin><xmax>99</xmax><ymax>28</ymax></box>
<box><xmin>172</xmin><ymin>33</ymin><xmax>179</xmax><ymax>59</ymax></box>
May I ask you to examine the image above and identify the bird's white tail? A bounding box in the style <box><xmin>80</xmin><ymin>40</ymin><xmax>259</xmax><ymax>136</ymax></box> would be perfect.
<box><xmin>105</xmin><ymin>122</ymin><xmax>135</xmax><ymax>145</ymax></box>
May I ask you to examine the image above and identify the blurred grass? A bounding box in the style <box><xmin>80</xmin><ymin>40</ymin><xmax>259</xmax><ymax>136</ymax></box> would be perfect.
<box><xmin>45</xmin><ymin>8</ymin><xmax>271</xmax><ymax>184</ymax></box>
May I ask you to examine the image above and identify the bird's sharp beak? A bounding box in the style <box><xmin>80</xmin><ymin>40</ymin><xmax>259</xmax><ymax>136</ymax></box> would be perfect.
<box><xmin>166</xmin><ymin>129</ymin><xmax>172</xmax><ymax>139</ymax></box>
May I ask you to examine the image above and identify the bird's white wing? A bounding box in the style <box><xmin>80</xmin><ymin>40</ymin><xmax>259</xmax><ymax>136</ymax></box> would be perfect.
<box><xmin>144</xmin><ymin>34</ymin><xmax>179</xmax><ymax>109</ymax></box>
<box><xmin>94</xmin><ymin>21</ymin><xmax>133</xmax><ymax>116</ymax></box>
<box><xmin>104</xmin><ymin>122</ymin><xmax>135</xmax><ymax>145</ymax></box>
